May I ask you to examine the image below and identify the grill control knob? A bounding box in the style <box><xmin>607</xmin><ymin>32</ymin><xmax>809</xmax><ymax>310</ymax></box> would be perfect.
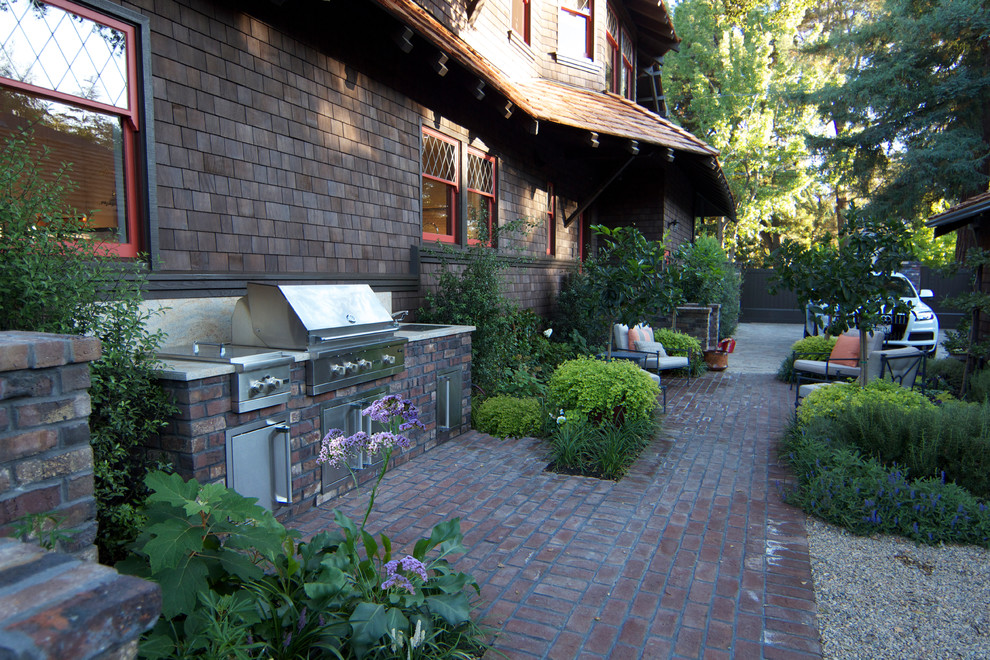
<box><xmin>249</xmin><ymin>375</ymin><xmax>285</xmax><ymax>396</ymax></box>
<box><xmin>342</xmin><ymin>361</ymin><xmax>357</xmax><ymax>374</ymax></box>
<box><xmin>357</xmin><ymin>359</ymin><xmax>372</xmax><ymax>370</ymax></box>
<box><xmin>330</xmin><ymin>364</ymin><xmax>346</xmax><ymax>376</ymax></box>
<box><xmin>381</xmin><ymin>354</ymin><xmax>395</xmax><ymax>365</ymax></box>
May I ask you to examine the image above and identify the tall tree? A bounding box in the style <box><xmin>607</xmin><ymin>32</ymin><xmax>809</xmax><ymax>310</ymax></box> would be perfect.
<box><xmin>807</xmin><ymin>0</ymin><xmax>990</xmax><ymax>221</ymax></box>
<box><xmin>664</xmin><ymin>0</ymin><xmax>824</xmax><ymax>263</ymax></box>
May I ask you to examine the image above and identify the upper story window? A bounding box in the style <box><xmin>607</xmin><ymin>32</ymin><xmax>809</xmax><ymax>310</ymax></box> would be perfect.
<box><xmin>0</xmin><ymin>0</ymin><xmax>149</xmax><ymax>257</ymax></box>
<box><xmin>511</xmin><ymin>0</ymin><xmax>531</xmax><ymax>45</ymax></box>
<box><xmin>559</xmin><ymin>0</ymin><xmax>592</xmax><ymax>60</ymax></box>
<box><xmin>422</xmin><ymin>129</ymin><xmax>459</xmax><ymax>243</ymax></box>
<box><xmin>466</xmin><ymin>148</ymin><xmax>495</xmax><ymax>245</ymax></box>
<box><xmin>606</xmin><ymin>5</ymin><xmax>635</xmax><ymax>99</ymax></box>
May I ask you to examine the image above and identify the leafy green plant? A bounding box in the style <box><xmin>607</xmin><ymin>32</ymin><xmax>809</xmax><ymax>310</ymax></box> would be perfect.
<box><xmin>781</xmin><ymin>428</ymin><xmax>990</xmax><ymax>548</ymax></box>
<box><xmin>473</xmin><ymin>395</ymin><xmax>543</xmax><ymax>439</ymax></box>
<box><xmin>670</xmin><ymin>236</ymin><xmax>742</xmax><ymax>338</ymax></box>
<box><xmin>923</xmin><ymin>357</ymin><xmax>965</xmax><ymax>394</ymax></box>
<box><xmin>548</xmin><ymin>357</ymin><xmax>660</xmax><ymax>425</ymax></box>
<box><xmin>652</xmin><ymin>328</ymin><xmax>705</xmax><ymax>376</ymax></box>
<box><xmin>546</xmin><ymin>415</ymin><xmax>657</xmax><ymax>481</ymax></box>
<box><xmin>777</xmin><ymin>335</ymin><xmax>839</xmax><ymax>383</ymax></box>
<box><xmin>121</xmin><ymin>471</ymin><xmax>487</xmax><ymax>659</ymax></box>
<box><xmin>583</xmin><ymin>225</ymin><xmax>683</xmax><ymax>357</ymax></box>
<box><xmin>551</xmin><ymin>271</ymin><xmax>609</xmax><ymax>350</ymax></box>
<box><xmin>0</xmin><ymin>128</ymin><xmax>176</xmax><ymax>562</ymax></box>
<box><xmin>9</xmin><ymin>511</ymin><xmax>74</xmax><ymax>551</ymax></box>
<box><xmin>797</xmin><ymin>378</ymin><xmax>933</xmax><ymax>426</ymax></box>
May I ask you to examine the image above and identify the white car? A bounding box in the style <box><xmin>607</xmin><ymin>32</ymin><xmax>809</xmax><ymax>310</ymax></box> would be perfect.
<box><xmin>804</xmin><ymin>273</ymin><xmax>939</xmax><ymax>354</ymax></box>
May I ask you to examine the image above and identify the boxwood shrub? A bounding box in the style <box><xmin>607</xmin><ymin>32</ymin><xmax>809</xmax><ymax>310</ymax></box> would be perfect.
<box><xmin>777</xmin><ymin>335</ymin><xmax>839</xmax><ymax>383</ymax></box>
<box><xmin>549</xmin><ymin>357</ymin><xmax>660</xmax><ymax>425</ymax></box>
<box><xmin>474</xmin><ymin>396</ymin><xmax>543</xmax><ymax>439</ymax></box>
<box><xmin>652</xmin><ymin>328</ymin><xmax>705</xmax><ymax>376</ymax></box>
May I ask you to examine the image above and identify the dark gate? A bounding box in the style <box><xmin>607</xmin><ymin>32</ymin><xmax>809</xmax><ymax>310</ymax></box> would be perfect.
<box><xmin>739</xmin><ymin>266</ymin><xmax>971</xmax><ymax>328</ymax></box>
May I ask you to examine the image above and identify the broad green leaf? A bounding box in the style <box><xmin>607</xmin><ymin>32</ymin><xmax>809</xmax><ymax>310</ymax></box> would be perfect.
<box><xmin>384</xmin><ymin>607</ymin><xmax>410</xmax><ymax>638</ymax></box>
<box><xmin>143</xmin><ymin>522</ymin><xmax>204</xmax><ymax>573</ymax></box>
<box><xmin>349</xmin><ymin>601</ymin><xmax>387</xmax><ymax>647</ymax></box>
<box><xmin>145</xmin><ymin>471</ymin><xmax>200</xmax><ymax>508</ymax></box>
<box><xmin>425</xmin><ymin>592</ymin><xmax>471</xmax><ymax>627</ymax></box>
<box><xmin>156</xmin><ymin>556</ymin><xmax>210</xmax><ymax>618</ymax></box>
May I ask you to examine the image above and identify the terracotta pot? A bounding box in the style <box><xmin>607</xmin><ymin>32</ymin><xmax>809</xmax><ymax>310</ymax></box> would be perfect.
<box><xmin>703</xmin><ymin>350</ymin><xmax>729</xmax><ymax>371</ymax></box>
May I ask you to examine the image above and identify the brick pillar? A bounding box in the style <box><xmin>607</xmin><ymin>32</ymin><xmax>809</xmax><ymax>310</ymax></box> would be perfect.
<box><xmin>672</xmin><ymin>305</ymin><xmax>715</xmax><ymax>350</ymax></box>
<box><xmin>0</xmin><ymin>331</ymin><xmax>102</xmax><ymax>557</ymax></box>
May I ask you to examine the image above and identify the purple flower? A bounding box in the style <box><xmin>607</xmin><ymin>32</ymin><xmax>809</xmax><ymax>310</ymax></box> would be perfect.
<box><xmin>318</xmin><ymin>395</ymin><xmax>424</xmax><ymax>467</ymax></box>
<box><xmin>381</xmin><ymin>555</ymin><xmax>429</xmax><ymax>594</ymax></box>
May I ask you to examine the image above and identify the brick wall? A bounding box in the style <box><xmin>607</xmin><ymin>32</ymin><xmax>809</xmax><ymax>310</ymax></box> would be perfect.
<box><xmin>672</xmin><ymin>305</ymin><xmax>720</xmax><ymax>351</ymax></box>
<box><xmin>154</xmin><ymin>331</ymin><xmax>472</xmax><ymax>520</ymax></box>
<box><xmin>0</xmin><ymin>332</ymin><xmax>102</xmax><ymax>557</ymax></box>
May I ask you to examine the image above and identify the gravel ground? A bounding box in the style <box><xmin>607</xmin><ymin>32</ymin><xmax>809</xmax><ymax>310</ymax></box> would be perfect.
<box><xmin>806</xmin><ymin>516</ymin><xmax>990</xmax><ymax>659</ymax></box>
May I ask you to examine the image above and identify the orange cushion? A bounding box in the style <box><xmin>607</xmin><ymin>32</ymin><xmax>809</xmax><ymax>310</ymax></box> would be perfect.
<box><xmin>628</xmin><ymin>326</ymin><xmax>642</xmax><ymax>347</ymax></box>
<box><xmin>829</xmin><ymin>334</ymin><xmax>860</xmax><ymax>367</ymax></box>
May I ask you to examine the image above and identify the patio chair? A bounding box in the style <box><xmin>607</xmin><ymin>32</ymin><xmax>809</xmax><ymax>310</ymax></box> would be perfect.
<box><xmin>791</xmin><ymin>331</ymin><xmax>886</xmax><ymax>387</ymax></box>
<box><xmin>610</xmin><ymin>323</ymin><xmax>692</xmax><ymax>377</ymax></box>
<box><xmin>795</xmin><ymin>346</ymin><xmax>926</xmax><ymax>406</ymax></box>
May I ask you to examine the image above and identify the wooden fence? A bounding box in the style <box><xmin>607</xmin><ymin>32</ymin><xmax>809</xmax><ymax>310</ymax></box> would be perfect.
<box><xmin>738</xmin><ymin>267</ymin><xmax>971</xmax><ymax>329</ymax></box>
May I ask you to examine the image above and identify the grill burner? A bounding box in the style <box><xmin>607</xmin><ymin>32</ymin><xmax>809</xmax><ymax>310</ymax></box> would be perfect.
<box><xmin>231</xmin><ymin>283</ymin><xmax>407</xmax><ymax>395</ymax></box>
<box><xmin>157</xmin><ymin>341</ymin><xmax>294</xmax><ymax>413</ymax></box>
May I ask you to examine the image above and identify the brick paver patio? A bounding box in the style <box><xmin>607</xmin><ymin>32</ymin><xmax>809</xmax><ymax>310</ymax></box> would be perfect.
<box><xmin>291</xmin><ymin>371</ymin><xmax>821</xmax><ymax>658</ymax></box>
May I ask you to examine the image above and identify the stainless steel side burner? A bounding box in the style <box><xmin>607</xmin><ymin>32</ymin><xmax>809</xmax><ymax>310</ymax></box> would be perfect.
<box><xmin>158</xmin><ymin>341</ymin><xmax>294</xmax><ymax>413</ymax></box>
<box><xmin>231</xmin><ymin>283</ymin><xmax>407</xmax><ymax>395</ymax></box>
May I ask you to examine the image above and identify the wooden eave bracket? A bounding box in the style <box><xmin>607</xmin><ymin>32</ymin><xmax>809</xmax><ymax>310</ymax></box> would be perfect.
<box><xmin>433</xmin><ymin>52</ymin><xmax>449</xmax><ymax>76</ymax></box>
<box><xmin>395</xmin><ymin>26</ymin><xmax>414</xmax><ymax>53</ymax></box>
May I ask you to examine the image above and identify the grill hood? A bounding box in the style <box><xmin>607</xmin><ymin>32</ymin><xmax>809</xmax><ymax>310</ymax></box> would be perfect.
<box><xmin>232</xmin><ymin>283</ymin><xmax>397</xmax><ymax>350</ymax></box>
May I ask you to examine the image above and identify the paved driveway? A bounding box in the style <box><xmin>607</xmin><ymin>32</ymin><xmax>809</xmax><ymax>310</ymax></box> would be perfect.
<box><xmin>292</xmin><ymin>325</ymin><xmax>821</xmax><ymax>658</ymax></box>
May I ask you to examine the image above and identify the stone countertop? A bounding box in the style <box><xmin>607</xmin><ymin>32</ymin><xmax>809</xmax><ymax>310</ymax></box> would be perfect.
<box><xmin>155</xmin><ymin>325</ymin><xmax>474</xmax><ymax>381</ymax></box>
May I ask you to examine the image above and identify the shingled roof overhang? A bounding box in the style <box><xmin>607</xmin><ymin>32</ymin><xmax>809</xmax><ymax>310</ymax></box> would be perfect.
<box><xmin>624</xmin><ymin>0</ymin><xmax>681</xmax><ymax>59</ymax></box>
<box><xmin>369</xmin><ymin>0</ymin><xmax>735</xmax><ymax>219</ymax></box>
<box><xmin>926</xmin><ymin>191</ymin><xmax>990</xmax><ymax>237</ymax></box>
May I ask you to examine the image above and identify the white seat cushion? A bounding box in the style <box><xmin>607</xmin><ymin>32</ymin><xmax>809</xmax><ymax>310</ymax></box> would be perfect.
<box><xmin>647</xmin><ymin>356</ymin><xmax>689</xmax><ymax>371</ymax></box>
<box><xmin>793</xmin><ymin>359</ymin><xmax>860</xmax><ymax>378</ymax></box>
<box><xmin>635</xmin><ymin>340</ymin><xmax>667</xmax><ymax>357</ymax></box>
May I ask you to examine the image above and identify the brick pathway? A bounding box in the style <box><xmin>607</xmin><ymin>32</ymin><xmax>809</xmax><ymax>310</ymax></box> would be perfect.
<box><xmin>291</xmin><ymin>371</ymin><xmax>821</xmax><ymax>658</ymax></box>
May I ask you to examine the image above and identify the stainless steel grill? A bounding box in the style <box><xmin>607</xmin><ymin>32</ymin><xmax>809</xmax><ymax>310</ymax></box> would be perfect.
<box><xmin>231</xmin><ymin>283</ymin><xmax>407</xmax><ymax>395</ymax></box>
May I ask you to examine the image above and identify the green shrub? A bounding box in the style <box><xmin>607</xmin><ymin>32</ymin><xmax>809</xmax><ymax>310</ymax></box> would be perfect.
<box><xmin>670</xmin><ymin>236</ymin><xmax>741</xmax><ymax>338</ymax></box>
<box><xmin>474</xmin><ymin>396</ymin><xmax>543</xmax><ymax>438</ymax></box>
<box><xmin>923</xmin><ymin>357</ymin><xmax>965</xmax><ymax>394</ymax></box>
<box><xmin>797</xmin><ymin>378</ymin><xmax>933</xmax><ymax>426</ymax></box>
<box><xmin>551</xmin><ymin>271</ymin><xmax>609</xmax><ymax>350</ymax></box>
<box><xmin>119</xmin><ymin>472</ymin><xmax>488</xmax><ymax>659</ymax></box>
<box><xmin>547</xmin><ymin>415</ymin><xmax>657</xmax><ymax>480</ymax></box>
<box><xmin>781</xmin><ymin>429</ymin><xmax>990</xmax><ymax>547</ymax></box>
<box><xmin>800</xmin><ymin>398</ymin><xmax>990</xmax><ymax>499</ymax></box>
<box><xmin>0</xmin><ymin>129</ymin><xmax>176</xmax><ymax>561</ymax></box>
<box><xmin>549</xmin><ymin>357</ymin><xmax>661</xmax><ymax>425</ymax></box>
<box><xmin>652</xmin><ymin>328</ymin><xmax>705</xmax><ymax>376</ymax></box>
<box><xmin>777</xmin><ymin>335</ymin><xmax>839</xmax><ymax>382</ymax></box>
<box><xmin>966</xmin><ymin>367</ymin><xmax>990</xmax><ymax>403</ymax></box>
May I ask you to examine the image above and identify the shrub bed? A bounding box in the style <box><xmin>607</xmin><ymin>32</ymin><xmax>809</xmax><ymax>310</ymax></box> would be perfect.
<box><xmin>777</xmin><ymin>335</ymin><xmax>838</xmax><ymax>383</ymax></box>
<box><xmin>474</xmin><ymin>396</ymin><xmax>543</xmax><ymax>439</ymax></box>
<box><xmin>547</xmin><ymin>416</ymin><xmax>657</xmax><ymax>481</ymax></box>
<box><xmin>652</xmin><ymin>328</ymin><xmax>705</xmax><ymax>376</ymax></box>
<box><xmin>548</xmin><ymin>357</ymin><xmax>660</xmax><ymax>425</ymax></box>
<box><xmin>785</xmin><ymin>380</ymin><xmax>990</xmax><ymax>547</ymax></box>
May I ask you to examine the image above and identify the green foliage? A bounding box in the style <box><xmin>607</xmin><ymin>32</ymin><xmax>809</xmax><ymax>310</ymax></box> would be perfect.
<box><xmin>777</xmin><ymin>335</ymin><xmax>838</xmax><ymax>383</ymax></box>
<box><xmin>806</xmin><ymin>0</ymin><xmax>990</xmax><ymax>222</ymax></box>
<box><xmin>670</xmin><ymin>236</ymin><xmax>742</xmax><ymax>338</ymax></box>
<box><xmin>966</xmin><ymin>369</ymin><xmax>990</xmax><ymax>404</ymax></box>
<box><xmin>548</xmin><ymin>357</ymin><xmax>661</xmax><ymax>425</ymax></box>
<box><xmin>550</xmin><ymin>271</ymin><xmax>609</xmax><ymax>351</ymax></box>
<box><xmin>583</xmin><ymin>225</ymin><xmax>682</xmax><ymax>355</ymax></box>
<box><xmin>474</xmin><ymin>396</ymin><xmax>543</xmax><ymax>439</ymax></box>
<box><xmin>664</xmin><ymin>0</ymin><xmax>828</xmax><ymax>263</ymax></box>
<box><xmin>120</xmin><ymin>472</ymin><xmax>487</xmax><ymax>659</ymax></box>
<box><xmin>547</xmin><ymin>415</ymin><xmax>657</xmax><ymax>481</ymax></box>
<box><xmin>797</xmin><ymin>378</ymin><xmax>933</xmax><ymax>427</ymax></box>
<box><xmin>924</xmin><ymin>358</ymin><xmax>966</xmax><ymax>395</ymax></box>
<box><xmin>771</xmin><ymin>209</ymin><xmax>910</xmax><ymax>385</ymax></box>
<box><xmin>9</xmin><ymin>511</ymin><xmax>74</xmax><ymax>551</ymax></box>
<box><xmin>652</xmin><ymin>328</ymin><xmax>705</xmax><ymax>376</ymax></box>
<box><xmin>0</xmin><ymin>129</ymin><xmax>176</xmax><ymax>563</ymax></box>
<box><xmin>781</xmin><ymin>428</ymin><xmax>990</xmax><ymax>547</ymax></box>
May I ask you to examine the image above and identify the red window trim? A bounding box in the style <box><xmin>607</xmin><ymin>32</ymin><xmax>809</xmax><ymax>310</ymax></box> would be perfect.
<box><xmin>466</xmin><ymin>147</ymin><xmax>496</xmax><ymax>247</ymax></box>
<box><xmin>0</xmin><ymin>0</ymin><xmax>142</xmax><ymax>257</ymax></box>
<box><xmin>421</xmin><ymin>128</ymin><xmax>459</xmax><ymax>244</ymax></box>
<box><xmin>512</xmin><ymin>0</ymin><xmax>531</xmax><ymax>45</ymax></box>
<box><xmin>561</xmin><ymin>0</ymin><xmax>593</xmax><ymax>59</ymax></box>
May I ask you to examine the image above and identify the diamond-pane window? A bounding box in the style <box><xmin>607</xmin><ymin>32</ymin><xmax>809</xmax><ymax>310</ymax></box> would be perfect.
<box><xmin>0</xmin><ymin>0</ymin><xmax>145</xmax><ymax>257</ymax></box>
<box><xmin>467</xmin><ymin>152</ymin><xmax>493</xmax><ymax>195</ymax></box>
<box><xmin>423</xmin><ymin>132</ymin><xmax>456</xmax><ymax>183</ymax></box>
<box><xmin>0</xmin><ymin>0</ymin><xmax>129</xmax><ymax>110</ymax></box>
